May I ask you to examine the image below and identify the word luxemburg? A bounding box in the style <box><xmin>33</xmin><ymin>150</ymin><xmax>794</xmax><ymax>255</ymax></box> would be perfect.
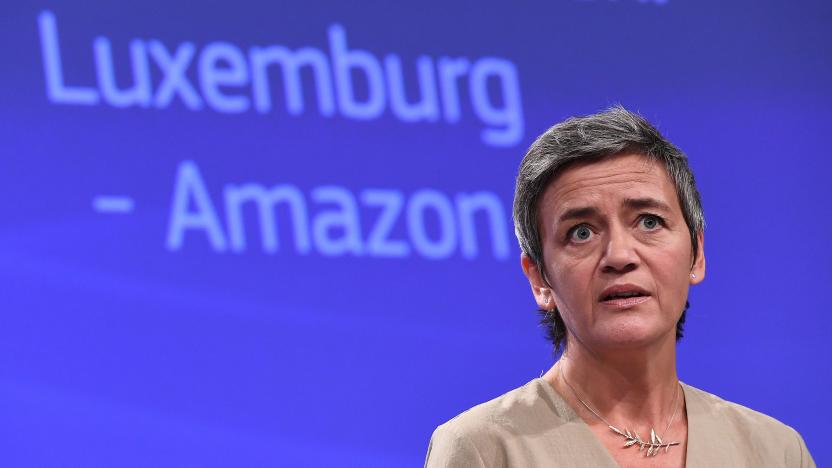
<box><xmin>38</xmin><ymin>11</ymin><xmax>524</xmax><ymax>147</ymax></box>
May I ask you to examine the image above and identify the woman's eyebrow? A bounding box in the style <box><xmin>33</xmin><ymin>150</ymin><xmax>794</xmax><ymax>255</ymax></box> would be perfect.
<box><xmin>558</xmin><ymin>206</ymin><xmax>599</xmax><ymax>223</ymax></box>
<box><xmin>556</xmin><ymin>198</ymin><xmax>671</xmax><ymax>224</ymax></box>
<box><xmin>622</xmin><ymin>197</ymin><xmax>672</xmax><ymax>212</ymax></box>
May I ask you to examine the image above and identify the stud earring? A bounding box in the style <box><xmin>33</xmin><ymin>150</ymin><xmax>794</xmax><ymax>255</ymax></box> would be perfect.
<box><xmin>690</xmin><ymin>273</ymin><xmax>696</xmax><ymax>279</ymax></box>
<box><xmin>544</xmin><ymin>297</ymin><xmax>550</xmax><ymax>305</ymax></box>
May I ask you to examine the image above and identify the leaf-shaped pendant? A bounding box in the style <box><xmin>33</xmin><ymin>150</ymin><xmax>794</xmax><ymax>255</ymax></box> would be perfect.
<box><xmin>608</xmin><ymin>424</ymin><xmax>680</xmax><ymax>457</ymax></box>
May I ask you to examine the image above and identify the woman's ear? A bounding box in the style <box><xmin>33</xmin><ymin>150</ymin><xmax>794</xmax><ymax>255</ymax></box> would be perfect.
<box><xmin>521</xmin><ymin>254</ymin><xmax>556</xmax><ymax>310</ymax></box>
<box><xmin>690</xmin><ymin>231</ymin><xmax>706</xmax><ymax>285</ymax></box>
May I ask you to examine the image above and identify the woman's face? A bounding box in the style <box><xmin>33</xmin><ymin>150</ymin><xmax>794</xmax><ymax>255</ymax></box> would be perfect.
<box><xmin>528</xmin><ymin>153</ymin><xmax>705</xmax><ymax>351</ymax></box>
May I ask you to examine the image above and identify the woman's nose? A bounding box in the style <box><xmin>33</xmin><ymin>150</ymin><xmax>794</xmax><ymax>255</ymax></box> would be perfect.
<box><xmin>600</xmin><ymin>226</ymin><xmax>639</xmax><ymax>274</ymax></box>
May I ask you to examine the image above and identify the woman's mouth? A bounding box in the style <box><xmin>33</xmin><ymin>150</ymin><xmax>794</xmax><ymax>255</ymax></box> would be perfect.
<box><xmin>600</xmin><ymin>292</ymin><xmax>651</xmax><ymax>308</ymax></box>
<box><xmin>599</xmin><ymin>287</ymin><xmax>652</xmax><ymax>308</ymax></box>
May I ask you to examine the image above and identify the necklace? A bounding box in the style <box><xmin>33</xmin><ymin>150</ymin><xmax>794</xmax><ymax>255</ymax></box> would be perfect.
<box><xmin>559</xmin><ymin>364</ymin><xmax>682</xmax><ymax>457</ymax></box>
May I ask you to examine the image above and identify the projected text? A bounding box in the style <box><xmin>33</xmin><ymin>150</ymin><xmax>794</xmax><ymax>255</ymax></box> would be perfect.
<box><xmin>166</xmin><ymin>161</ymin><xmax>511</xmax><ymax>260</ymax></box>
<box><xmin>38</xmin><ymin>11</ymin><xmax>524</xmax><ymax>147</ymax></box>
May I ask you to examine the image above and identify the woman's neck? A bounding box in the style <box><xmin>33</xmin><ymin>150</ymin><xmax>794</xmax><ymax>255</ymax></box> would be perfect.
<box><xmin>543</xmin><ymin>333</ymin><xmax>681</xmax><ymax>429</ymax></box>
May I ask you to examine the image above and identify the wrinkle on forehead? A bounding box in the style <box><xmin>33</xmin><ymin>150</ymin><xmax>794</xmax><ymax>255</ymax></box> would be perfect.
<box><xmin>549</xmin><ymin>156</ymin><xmax>660</xmax><ymax>196</ymax></box>
<box><xmin>551</xmin><ymin>173</ymin><xmax>659</xmax><ymax>203</ymax></box>
<box><xmin>538</xmin><ymin>154</ymin><xmax>679</xmax><ymax>229</ymax></box>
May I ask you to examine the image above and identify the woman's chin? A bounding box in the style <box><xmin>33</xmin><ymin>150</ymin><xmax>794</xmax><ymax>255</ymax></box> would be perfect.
<box><xmin>590</xmin><ymin>320</ymin><xmax>674</xmax><ymax>350</ymax></box>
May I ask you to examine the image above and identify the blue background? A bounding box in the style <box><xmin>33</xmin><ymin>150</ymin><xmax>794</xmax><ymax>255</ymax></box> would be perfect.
<box><xmin>2</xmin><ymin>1</ymin><xmax>830</xmax><ymax>466</ymax></box>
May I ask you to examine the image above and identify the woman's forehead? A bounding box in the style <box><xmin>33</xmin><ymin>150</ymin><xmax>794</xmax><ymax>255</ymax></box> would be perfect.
<box><xmin>540</xmin><ymin>153</ymin><xmax>680</xmax><ymax>216</ymax></box>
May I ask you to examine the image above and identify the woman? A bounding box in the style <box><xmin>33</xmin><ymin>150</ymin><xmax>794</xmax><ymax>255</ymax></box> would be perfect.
<box><xmin>424</xmin><ymin>107</ymin><xmax>814</xmax><ymax>467</ymax></box>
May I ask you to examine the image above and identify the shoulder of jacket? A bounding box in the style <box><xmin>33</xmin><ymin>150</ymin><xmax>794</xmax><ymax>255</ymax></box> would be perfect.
<box><xmin>684</xmin><ymin>383</ymin><xmax>795</xmax><ymax>434</ymax></box>
<box><xmin>433</xmin><ymin>379</ymin><xmax>545</xmax><ymax>442</ymax></box>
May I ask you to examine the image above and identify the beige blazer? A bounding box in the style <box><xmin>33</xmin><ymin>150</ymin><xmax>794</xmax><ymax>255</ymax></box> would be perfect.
<box><xmin>425</xmin><ymin>378</ymin><xmax>814</xmax><ymax>467</ymax></box>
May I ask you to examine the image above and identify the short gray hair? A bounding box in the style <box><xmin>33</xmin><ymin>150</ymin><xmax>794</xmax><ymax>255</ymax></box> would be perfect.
<box><xmin>513</xmin><ymin>106</ymin><xmax>705</xmax><ymax>352</ymax></box>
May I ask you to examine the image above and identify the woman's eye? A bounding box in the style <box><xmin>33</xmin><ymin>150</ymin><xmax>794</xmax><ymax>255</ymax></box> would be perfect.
<box><xmin>569</xmin><ymin>225</ymin><xmax>594</xmax><ymax>243</ymax></box>
<box><xmin>639</xmin><ymin>215</ymin><xmax>663</xmax><ymax>231</ymax></box>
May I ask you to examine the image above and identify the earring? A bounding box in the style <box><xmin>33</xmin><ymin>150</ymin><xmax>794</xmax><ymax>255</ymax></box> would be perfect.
<box><xmin>690</xmin><ymin>273</ymin><xmax>696</xmax><ymax>279</ymax></box>
<box><xmin>544</xmin><ymin>297</ymin><xmax>550</xmax><ymax>305</ymax></box>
